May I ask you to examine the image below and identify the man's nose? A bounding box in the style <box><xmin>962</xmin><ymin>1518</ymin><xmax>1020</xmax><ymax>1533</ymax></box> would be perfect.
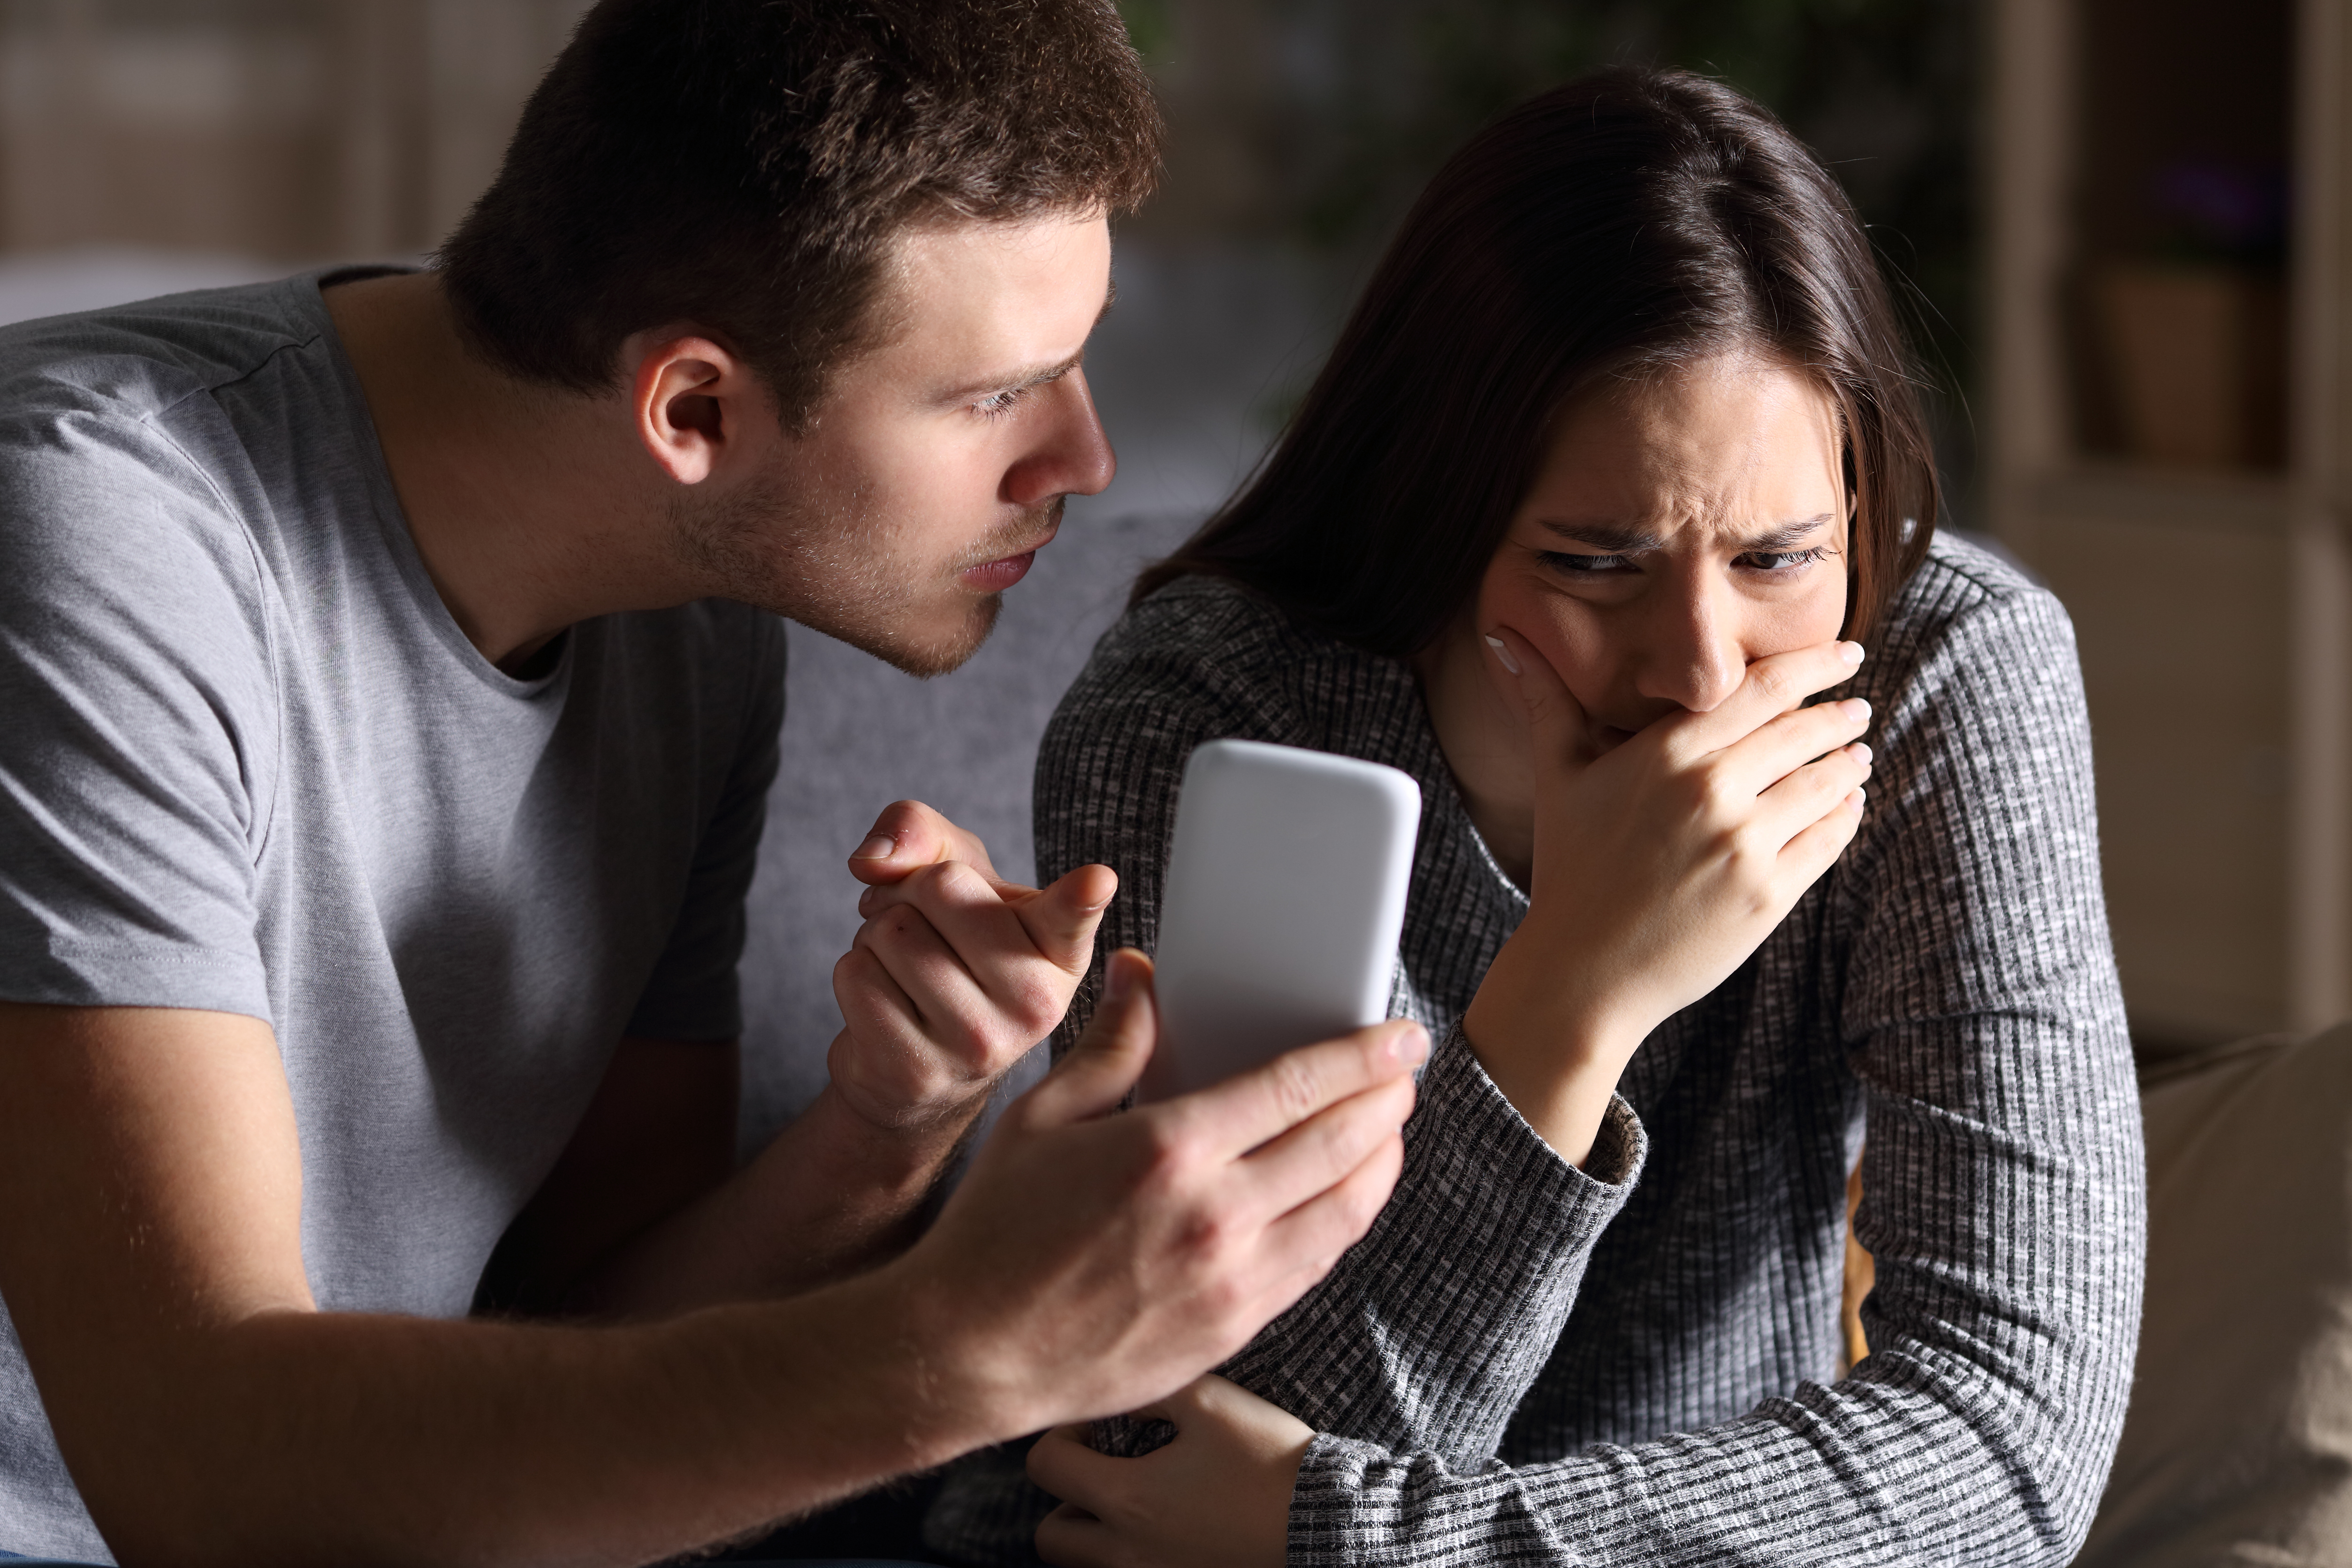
<box><xmin>1633</xmin><ymin>575</ymin><xmax>1745</xmax><ymax>714</ymax></box>
<box><xmin>1004</xmin><ymin>366</ymin><xmax>1116</xmax><ymax>506</ymax></box>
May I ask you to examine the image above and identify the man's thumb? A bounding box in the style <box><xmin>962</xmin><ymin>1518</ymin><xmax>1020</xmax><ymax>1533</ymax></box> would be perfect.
<box><xmin>1018</xmin><ymin>948</ymin><xmax>1154</xmax><ymax>1127</ymax></box>
<box><xmin>1020</xmin><ymin>863</ymin><xmax>1118</xmax><ymax>972</ymax></box>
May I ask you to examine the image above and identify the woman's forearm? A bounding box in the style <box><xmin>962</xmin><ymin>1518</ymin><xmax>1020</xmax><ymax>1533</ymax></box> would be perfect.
<box><xmin>1212</xmin><ymin>1027</ymin><xmax>1643</xmax><ymax>1470</ymax></box>
<box><xmin>1457</xmin><ymin>916</ymin><xmax>1649</xmax><ymax>1166</ymax></box>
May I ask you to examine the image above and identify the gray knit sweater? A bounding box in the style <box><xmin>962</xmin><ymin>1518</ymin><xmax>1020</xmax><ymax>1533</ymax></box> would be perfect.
<box><xmin>923</xmin><ymin>533</ymin><xmax>2146</xmax><ymax>1566</ymax></box>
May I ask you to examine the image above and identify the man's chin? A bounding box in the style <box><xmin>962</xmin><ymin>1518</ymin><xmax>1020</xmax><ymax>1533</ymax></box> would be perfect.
<box><xmin>822</xmin><ymin>593</ymin><xmax>1004</xmax><ymax>678</ymax></box>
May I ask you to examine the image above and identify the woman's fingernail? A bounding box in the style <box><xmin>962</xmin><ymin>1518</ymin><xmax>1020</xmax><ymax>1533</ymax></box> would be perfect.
<box><xmin>1104</xmin><ymin>953</ymin><xmax>1136</xmax><ymax>1005</ymax></box>
<box><xmin>1840</xmin><ymin>641</ymin><xmax>1866</xmax><ymax>665</ymax></box>
<box><xmin>1390</xmin><ymin>1022</ymin><xmax>1431</xmax><ymax>1064</ymax></box>
<box><xmin>1850</xmin><ymin>742</ymin><xmax>1872</xmax><ymax>765</ymax></box>
<box><xmin>852</xmin><ymin>832</ymin><xmax>896</xmax><ymax>860</ymax></box>
<box><xmin>1484</xmin><ymin>634</ymin><xmax>1522</xmax><ymax>675</ymax></box>
<box><xmin>1842</xmin><ymin>699</ymin><xmax>1871</xmax><ymax>722</ymax></box>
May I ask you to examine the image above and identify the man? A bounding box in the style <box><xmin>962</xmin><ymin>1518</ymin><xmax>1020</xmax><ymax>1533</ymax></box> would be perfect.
<box><xmin>0</xmin><ymin>2</ymin><xmax>1422</xmax><ymax>1563</ymax></box>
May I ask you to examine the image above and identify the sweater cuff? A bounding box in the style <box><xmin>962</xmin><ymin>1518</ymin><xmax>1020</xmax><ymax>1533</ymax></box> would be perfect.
<box><xmin>1406</xmin><ymin>1019</ymin><xmax>1646</xmax><ymax>1229</ymax></box>
<box><xmin>1290</xmin><ymin>1432</ymin><xmax>1401</xmax><ymax>1566</ymax></box>
<box><xmin>1217</xmin><ymin>1022</ymin><xmax>1646</xmax><ymax>1470</ymax></box>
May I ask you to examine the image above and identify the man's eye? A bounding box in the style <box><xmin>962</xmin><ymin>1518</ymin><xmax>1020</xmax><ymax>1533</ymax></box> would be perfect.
<box><xmin>1539</xmin><ymin>550</ymin><xmax>1630</xmax><ymax>574</ymax></box>
<box><xmin>974</xmin><ymin>387</ymin><xmax>1028</xmax><ymax>419</ymax></box>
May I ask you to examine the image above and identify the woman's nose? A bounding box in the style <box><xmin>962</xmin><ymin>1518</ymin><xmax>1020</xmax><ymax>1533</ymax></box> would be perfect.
<box><xmin>1004</xmin><ymin>367</ymin><xmax>1116</xmax><ymax>506</ymax></box>
<box><xmin>1633</xmin><ymin>579</ymin><xmax>1746</xmax><ymax>714</ymax></box>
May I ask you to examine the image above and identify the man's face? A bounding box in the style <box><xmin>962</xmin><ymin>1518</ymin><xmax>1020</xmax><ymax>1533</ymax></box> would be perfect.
<box><xmin>680</xmin><ymin>213</ymin><xmax>1116</xmax><ymax>676</ymax></box>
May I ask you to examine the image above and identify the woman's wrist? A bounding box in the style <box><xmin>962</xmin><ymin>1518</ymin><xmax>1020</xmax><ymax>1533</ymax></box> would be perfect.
<box><xmin>1461</xmin><ymin>931</ymin><xmax>1649</xmax><ymax>1165</ymax></box>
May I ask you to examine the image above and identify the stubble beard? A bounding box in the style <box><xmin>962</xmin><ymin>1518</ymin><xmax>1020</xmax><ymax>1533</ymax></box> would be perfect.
<box><xmin>665</xmin><ymin>468</ymin><xmax>1059</xmax><ymax>678</ymax></box>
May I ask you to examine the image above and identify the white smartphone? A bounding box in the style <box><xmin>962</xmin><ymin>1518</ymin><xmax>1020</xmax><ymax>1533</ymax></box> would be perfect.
<box><xmin>1139</xmin><ymin>738</ymin><xmax>1423</xmax><ymax>1101</ymax></box>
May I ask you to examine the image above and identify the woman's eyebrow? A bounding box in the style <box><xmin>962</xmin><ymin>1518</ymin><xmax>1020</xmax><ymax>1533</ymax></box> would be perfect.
<box><xmin>1536</xmin><ymin>520</ymin><xmax>1665</xmax><ymax>553</ymax></box>
<box><xmin>1730</xmin><ymin>515</ymin><xmax>1839</xmax><ymax>553</ymax></box>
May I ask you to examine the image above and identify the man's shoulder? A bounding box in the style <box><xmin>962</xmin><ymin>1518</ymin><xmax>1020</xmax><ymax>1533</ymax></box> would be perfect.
<box><xmin>0</xmin><ymin>277</ymin><xmax>356</xmax><ymax>634</ymax></box>
<box><xmin>0</xmin><ymin>276</ymin><xmax>334</xmax><ymax>553</ymax></box>
<box><xmin>0</xmin><ymin>274</ymin><xmax>326</xmax><ymax>435</ymax></box>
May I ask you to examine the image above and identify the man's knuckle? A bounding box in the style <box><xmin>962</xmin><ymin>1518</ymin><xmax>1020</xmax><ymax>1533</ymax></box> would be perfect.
<box><xmin>1008</xmin><ymin>974</ymin><xmax>1063</xmax><ymax>1035</ymax></box>
<box><xmin>1267</xmin><ymin>1054</ymin><xmax>1322</xmax><ymax>1121</ymax></box>
<box><xmin>947</xmin><ymin>1012</ymin><xmax>1001</xmax><ymax>1062</ymax></box>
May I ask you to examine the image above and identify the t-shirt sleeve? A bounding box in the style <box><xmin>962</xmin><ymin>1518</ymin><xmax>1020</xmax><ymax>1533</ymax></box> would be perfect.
<box><xmin>0</xmin><ymin>411</ymin><xmax>280</xmax><ymax>1022</ymax></box>
<box><xmin>623</xmin><ymin>609</ymin><xmax>785</xmax><ymax>1042</ymax></box>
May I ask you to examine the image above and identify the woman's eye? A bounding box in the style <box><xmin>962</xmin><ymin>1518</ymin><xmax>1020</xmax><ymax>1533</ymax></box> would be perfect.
<box><xmin>1740</xmin><ymin>547</ymin><xmax>1827</xmax><ymax>573</ymax></box>
<box><xmin>1538</xmin><ymin>550</ymin><xmax>1631</xmax><ymax>574</ymax></box>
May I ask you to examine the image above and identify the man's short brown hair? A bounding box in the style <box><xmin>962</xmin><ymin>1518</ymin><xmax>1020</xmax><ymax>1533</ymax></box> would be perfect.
<box><xmin>437</xmin><ymin>0</ymin><xmax>1162</xmax><ymax>425</ymax></box>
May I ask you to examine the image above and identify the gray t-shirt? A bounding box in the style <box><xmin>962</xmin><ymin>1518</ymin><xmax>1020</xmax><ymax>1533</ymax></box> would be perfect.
<box><xmin>0</xmin><ymin>273</ymin><xmax>786</xmax><ymax>1560</ymax></box>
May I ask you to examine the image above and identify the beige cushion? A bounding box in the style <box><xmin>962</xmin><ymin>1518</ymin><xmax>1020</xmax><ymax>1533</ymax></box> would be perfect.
<box><xmin>2076</xmin><ymin>1022</ymin><xmax>2352</xmax><ymax>1567</ymax></box>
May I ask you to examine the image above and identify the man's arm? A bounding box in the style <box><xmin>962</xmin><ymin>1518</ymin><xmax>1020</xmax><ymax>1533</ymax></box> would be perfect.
<box><xmin>478</xmin><ymin>1033</ymin><xmax>994</xmax><ymax>1318</ymax></box>
<box><xmin>0</xmin><ymin>955</ymin><xmax>1421</xmax><ymax>1568</ymax></box>
<box><xmin>479</xmin><ymin>800</ymin><xmax>1120</xmax><ymax>1320</ymax></box>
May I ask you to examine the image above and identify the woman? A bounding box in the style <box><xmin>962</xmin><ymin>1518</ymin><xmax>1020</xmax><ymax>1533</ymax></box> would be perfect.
<box><xmin>928</xmin><ymin>69</ymin><xmax>2143</xmax><ymax>1567</ymax></box>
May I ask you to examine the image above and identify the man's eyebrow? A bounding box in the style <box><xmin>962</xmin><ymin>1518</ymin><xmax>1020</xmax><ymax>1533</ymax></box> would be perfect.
<box><xmin>934</xmin><ymin>282</ymin><xmax>1118</xmax><ymax>405</ymax></box>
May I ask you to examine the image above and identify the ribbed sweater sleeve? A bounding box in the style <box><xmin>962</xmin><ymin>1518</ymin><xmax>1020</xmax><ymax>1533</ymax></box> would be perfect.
<box><xmin>1220</xmin><ymin>1028</ymin><xmax>1646</xmax><ymax>1469</ymax></box>
<box><xmin>1284</xmin><ymin>568</ymin><xmax>2146</xmax><ymax>1566</ymax></box>
<box><xmin>1030</xmin><ymin>589</ymin><xmax>1647</xmax><ymax>1470</ymax></box>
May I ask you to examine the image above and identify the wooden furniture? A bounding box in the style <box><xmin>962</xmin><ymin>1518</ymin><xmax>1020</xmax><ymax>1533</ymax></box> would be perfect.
<box><xmin>1988</xmin><ymin>0</ymin><xmax>2352</xmax><ymax>1047</ymax></box>
<box><xmin>0</xmin><ymin>0</ymin><xmax>587</xmax><ymax>260</ymax></box>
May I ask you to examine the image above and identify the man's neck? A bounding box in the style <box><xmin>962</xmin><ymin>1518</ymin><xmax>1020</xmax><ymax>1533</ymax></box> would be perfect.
<box><xmin>322</xmin><ymin>273</ymin><xmax>690</xmax><ymax>674</ymax></box>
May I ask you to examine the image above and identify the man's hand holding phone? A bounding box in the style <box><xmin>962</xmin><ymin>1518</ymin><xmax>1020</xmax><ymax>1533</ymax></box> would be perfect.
<box><xmin>894</xmin><ymin>948</ymin><xmax>1424</xmax><ymax>1439</ymax></box>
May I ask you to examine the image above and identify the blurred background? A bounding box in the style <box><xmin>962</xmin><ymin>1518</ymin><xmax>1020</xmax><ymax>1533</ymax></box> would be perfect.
<box><xmin>0</xmin><ymin>0</ymin><xmax>2340</xmax><ymax>1134</ymax></box>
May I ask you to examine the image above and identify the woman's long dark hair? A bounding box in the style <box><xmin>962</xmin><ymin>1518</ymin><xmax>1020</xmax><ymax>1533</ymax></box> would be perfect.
<box><xmin>1135</xmin><ymin>69</ymin><xmax>1939</xmax><ymax>654</ymax></box>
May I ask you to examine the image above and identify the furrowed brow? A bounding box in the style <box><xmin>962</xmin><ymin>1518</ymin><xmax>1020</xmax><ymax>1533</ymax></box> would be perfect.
<box><xmin>1536</xmin><ymin>520</ymin><xmax>1667</xmax><ymax>554</ymax></box>
<box><xmin>1730</xmin><ymin>515</ymin><xmax>1840</xmax><ymax>553</ymax></box>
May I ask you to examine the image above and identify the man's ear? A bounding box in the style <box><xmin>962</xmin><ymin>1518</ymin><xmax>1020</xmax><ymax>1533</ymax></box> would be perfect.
<box><xmin>627</xmin><ymin>330</ymin><xmax>761</xmax><ymax>487</ymax></box>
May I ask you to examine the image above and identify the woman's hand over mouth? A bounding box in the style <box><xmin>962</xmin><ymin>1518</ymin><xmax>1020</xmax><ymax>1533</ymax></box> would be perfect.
<box><xmin>1460</xmin><ymin>626</ymin><xmax>1872</xmax><ymax>1165</ymax></box>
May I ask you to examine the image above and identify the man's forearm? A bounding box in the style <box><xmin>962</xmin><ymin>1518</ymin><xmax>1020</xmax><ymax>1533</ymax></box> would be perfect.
<box><xmin>84</xmin><ymin>1266</ymin><xmax>990</xmax><ymax>1568</ymax></box>
<box><xmin>578</xmin><ymin>1073</ymin><xmax>985</xmax><ymax>1314</ymax></box>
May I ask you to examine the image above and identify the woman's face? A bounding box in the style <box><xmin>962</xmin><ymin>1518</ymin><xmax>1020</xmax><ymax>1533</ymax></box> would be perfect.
<box><xmin>1477</xmin><ymin>352</ymin><xmax>1850</xmax><ymax>748</ymax></box>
